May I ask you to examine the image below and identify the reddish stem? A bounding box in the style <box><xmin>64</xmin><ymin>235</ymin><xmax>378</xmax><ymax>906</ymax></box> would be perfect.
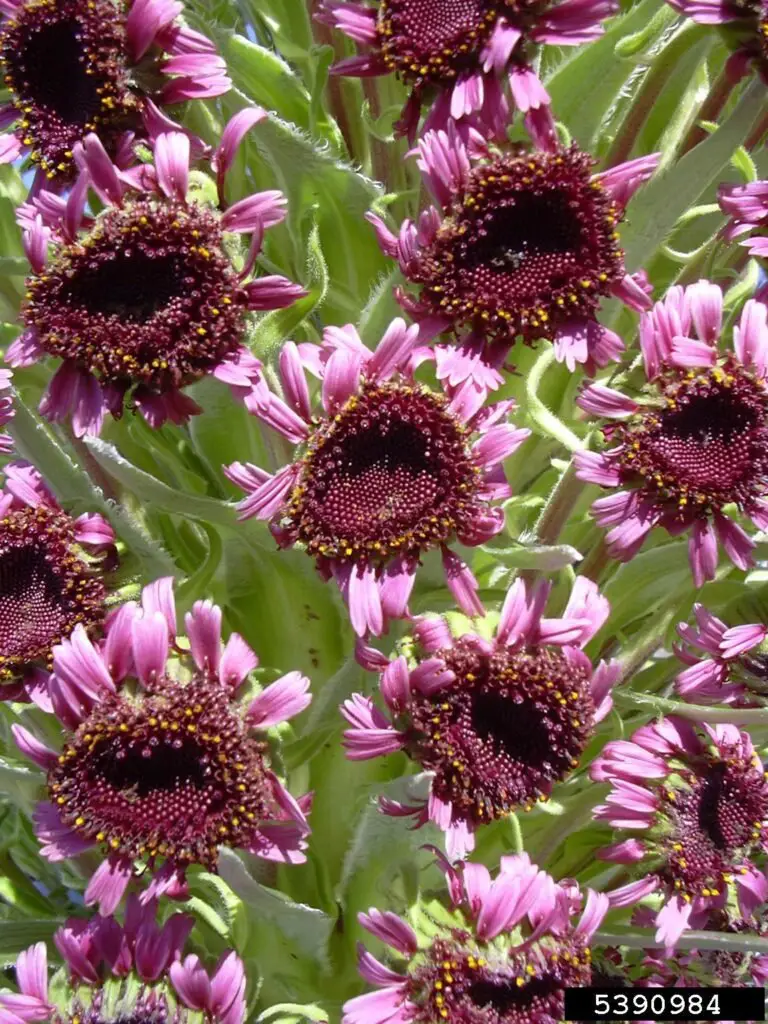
<box><xmin>680</xmin><ymin>68</ymin><xmax>735</xmax><ymax>156</ymax></box>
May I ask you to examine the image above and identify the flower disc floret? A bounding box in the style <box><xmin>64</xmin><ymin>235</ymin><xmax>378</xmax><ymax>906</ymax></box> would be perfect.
<box><xmin>404</xmin><ymin>932</ymin><xmax>592</xmax><ymax>1023</ymax></box>
<box><xmin>0</xmin><ymin>0</ymin><xmax>229</xmax><ymax>187</ymax></box>
<box><xmin>576</xmin><ymin>282</ymin><xmax>768</xmax><ymax>585</ymax></box>
<box><xmin>49</xmin><ymin>676</ymin><xmax>274</xmax><ymax>870</ymax></box>
<box><xmin>376</xmin><ymin>0</ymin><xmax>505</xmax><ymax>88</ymax></box>
<box><xmin>614</xmin><ymin>359</ymin><xmax>768</xmax><ymax>513</ymax></box>
<box><xmin>285</xmin><ymin>380</ymin><xmax>483</xmax><ymax>564</ymax></box>
<box><xmin>343</xmin><ymin>855</ymin><xmax>609</xmax><ymax>1024</ymax></box>
<box><xmin>15</xmin><ymin>577</ymin><xmax>312</xmax><ymax>913</ymax></box>
<box><xmin>0</xmin><ymin>461</ymin><xmax>113</xmax><ymax>691</ymax></box>
<box><xmin>1</xmin><ymin>0</ymin><xmax>136</xmax><ymax>181</ymax></box>
<box><xmin>592</xmin><ymin>717</ymin><xmax>768</xmax><ymax>947</ymax></box>
<box><xmin>405</xmin><ymin>636</ymin><xmax>596</xmax><ymax>822</ymax></box>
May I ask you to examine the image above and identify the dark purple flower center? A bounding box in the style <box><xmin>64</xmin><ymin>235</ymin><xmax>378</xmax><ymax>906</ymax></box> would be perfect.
<box><xmin>0</xmin><ymin>505</ymin><xmax>105</xmax><ymax>683</ymax></box>
<box><xmin>405</xmin><ymin>637</ymin><xmax>595</xmax><ymax>827</ymax></box>
<box><xmin>407</xmin><ymin>935</ymin><xmax>592</xmax><ymax>1023</ymax></box>
<box><xmin>376</xmin><ymin>0</ymin><xmax>511</xmax><ymax>87</ymax></box>
<box><xmin>615</xmin><ymin>361</ymin><xmax>768</xmax><ymax>518</ymax></box>
<box><xmin>49</xmin><ymin>678</ymin><xmax>275</xmax><ymax>868</ymax></box>
<box><xmin>658</xmin><ymin>751</ymin><xmax>768</xmax><ymax>898</ymax></box>
<box><xmin>283</xmin><ymin>380</ymin><xmax>485</xmax><ymax>565</ymax></box>
<box><xmin>0</xmin><ymin>0</ymin><xmax>138</xmax><ymax>181</ymax></box>
<box><xmin>411</xmin><ymin>147</ymin><xmax>624</xmax><ymax>344</ymax></box>
<box><xmin>23</xmin><ymin>198</ymin><xmax>248</xmax><ymax>409</ymax></box>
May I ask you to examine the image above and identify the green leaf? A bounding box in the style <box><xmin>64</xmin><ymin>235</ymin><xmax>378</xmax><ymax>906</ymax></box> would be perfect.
<box><xmin>621</xmin><ymin>78</ymin><xmax>766</xmax><ymax>271</ymax></box>
<box><xmin>257</xmin><ymin>1006</ymin><xmax>329</xmax><ymax>1024</ymax></box>
<box><xmin>545</xmin><ymin>0</ymin><xmax>676</xmax><ymax>149</ymax></box>
<box><xmin>225</xmin><ymin>35</ymin><xmax>313</xmax><ymax>132</ymax></box>
<box><xmin>479</xmin><ymin>540</ymin><xmax>582</xmax><ymax>571</ymax></box>
<box><xmin>84</xmin><ymin>438</ymin><xmax>239</xmax><ymax>529</ymax></box>
<box><xmin>9</xmin><ymin>397</ymin><xmax>176</xmax><ymax>576</ymax></box>
<box><xmin>0</xmin><ymin>919</ymin><xmax>61</xmax><ymax>955</ymax></box>
<box><xmin>615</xmin><ymin>690</ymin><xmax>768</xmax><ymax>724</ymax></box>
<box><xmin>218</xmin><ymin>849</ymin><xmax>333</xmax><ymax>971</ymax></box>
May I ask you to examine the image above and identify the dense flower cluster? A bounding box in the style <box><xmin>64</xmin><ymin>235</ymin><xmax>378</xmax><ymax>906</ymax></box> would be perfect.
<box><xmin>592</xmin><ymin>717</ymin><xmax>768</xmax><ymax>947</ymax></box>
<box><xmin>344</xmin><ymin>853</ymin><xmax>608</xmax><ymax>1023</ymax></box>
<box><xmin>0</xmin><ymin>897</ymin><xmax>248</xmax><ymax>1022</ymax></box>
<box><xmin>318</xmin><ymin>0</ymin><xmax>617</xmax><ymax>142</ymax></box>
<box><xmin>227</xmin><ymin>317</ymin><xmax>529</xmax><ymax>638</ymax></box>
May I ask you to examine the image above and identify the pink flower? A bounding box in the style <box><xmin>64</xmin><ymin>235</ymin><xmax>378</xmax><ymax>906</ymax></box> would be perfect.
<box><xmin>342</xmin><ymin>576</ymin><xmax>616</xmax><ymax>858</ymax></box>
<box><xmin>15</xmin><ymin>578</ymin><xmax>312</xmax><ymax>914</ymax></box>
<box><xmin>720</xmin><ymin>178</ymin><xmax>768</xmax><ymax>301</ymax></box>
<box><xmin>344</xmin><ymin>853</ymin><xmax>608</xmax><ymax>1022</ymax></box>
<box><xmin>318</xmin><ymin>0</ymin><xmax>618</xmax><ymax>143</ymax></box>
<box><xmin>226</xmin><ymin>319</ymin><xmax>530</xmax><ymax>639</ymax></box>
<box><xmin>0</xmin><ymin>0</ymin><xmax>230</xmax><ymax>190</ymax></box>
<box><xmin>675</xmin><ymin>602</ymin><xmax>768</xmax><ymax>705</ymax></box>
<box><xmin>11</xmin><ymin>122</ymin><xmax>303</xmax><ymax>434</ymax></box>
<box><xmin>371</xmin><ymin>128</ymin><xmax>657</xmax><ymax>389</ymax></box>
<box><xmin>576</xmin><ymin>281</ymin><xmax>768</xmax><ymax>585</ymax></box>
<box><xmin>1</xmin><ymin>899</ymin><xmax>248</xmax><ymax>1022</ymax></box>
<box><xmin>0</xmin><ymin>459</ymin><xmax>114</xmax><ymax>699</ymax></box>
<box><xmin>593</xmin><ymin>716</ymin><xmax>768</xmax><ymax>949</ymax></box>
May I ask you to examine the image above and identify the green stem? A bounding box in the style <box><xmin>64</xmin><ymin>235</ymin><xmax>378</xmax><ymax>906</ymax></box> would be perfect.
<box><xmin>525</xmin><ymin>348</ymin><xmax>585</xmax><ymax>454</ymax></box>
<box><xmin>616</xmin><ymin>691</ymin><xmax>768</xmax><ymax>725</ymax></box>
<box><xmin>533</xmin><ymin>461</ymin><xmax>587</xmax><ymax>547</ymax></box>
<box><xmin>595</xmin><ymin>930</ymin><xmax>768</xmax><ymax>953</ymax></box>
<box><xmin>578</xmin><ymin>537</ymin><xmax>610</xmax><ymax>584</ymax></box>
<box><xmin>679</xmin><ymin>67</ymin><xmax>735</xmax><ymax>155</ymax></box>
<box><xmin>604</xmin><ymin>24</ymin><xmax>701</xmax><ymax>167</ymax></box>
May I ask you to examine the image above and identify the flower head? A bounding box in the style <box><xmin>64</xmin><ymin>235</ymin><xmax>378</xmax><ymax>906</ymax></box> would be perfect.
<box><xmin>0</xmin><ymin>460</ymin><xmax>114</xmax><ymax>697</ymax></box>
<box><xmin>0</xmin><ymin>0</ymin><xmax>229</xmax><ymax>189</ymax></box>
<box><xmin>227</xmin><ymin>319</ymin><xmax>529</xmax><ymax>639</ymax></box>
<box><xmin>14</xmin><ymin>577</ymin><xmax>312</xmax><ymax>913</ymax></box>
<box><xmin>720</xmin><ymin>178</ymin><xmax>768</xmax><ymax>302</ymax></box>
<box><xmin>371</xmin><ymin>130</ymin><xmax>657</xmax><ymax>381</ymax></box>
<box><xmin>342</xmin><ymin>576</ymin><xmax>616</xmax><ymax>858</ymax></box>
<box><xmin>10</xmin><ymin>123</ymin><xmax>304</xmax><ymax>434</ymax></box>
<box><xmin>675</xmin><ymin>602</ymin><xmax>768</xmax><ymax>705</ymax></box>
<box><xmin>344</xmin><ymin>853</ymin><xmax>608</xmax><ymax>1024</ymax></box>
<box><xmin>318</xmin><ymin>0</ymin><xmax>618</xmax><ymax>143</ymax></box>
<box><xmin>665</xmin><ymin>0</ymin><xmax>768</xmax><ymax>85</ymax></box>
<box><xmin>642</xmin><ymin>907</ymin><xmax>768</xmax><ymax>991</ymax></box>
<box><xmin>575</xmin><ymin>282</ymin><xmax>768</xmax><ymax>585</ymax></box>
<box><xmin>592</xmin><ymin>716</ymin><xmax>768</xmax><ymax>948</ymax></box>
<box><xmin>0</xmin><ymin>898</ymin><xmax>247</xmax><ymax>1023</ymax></box>
<box><xmin>0</xmin><ymin>366</ymin><xmax>13</xmax><ymax>452</ymax></box>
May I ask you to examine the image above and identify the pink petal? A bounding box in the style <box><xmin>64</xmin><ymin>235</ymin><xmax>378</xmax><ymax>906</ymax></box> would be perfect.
<box><xmin>247</xmin><ymin>671</ymin><xmax>311</xmax><ymax>729</ymax></box>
